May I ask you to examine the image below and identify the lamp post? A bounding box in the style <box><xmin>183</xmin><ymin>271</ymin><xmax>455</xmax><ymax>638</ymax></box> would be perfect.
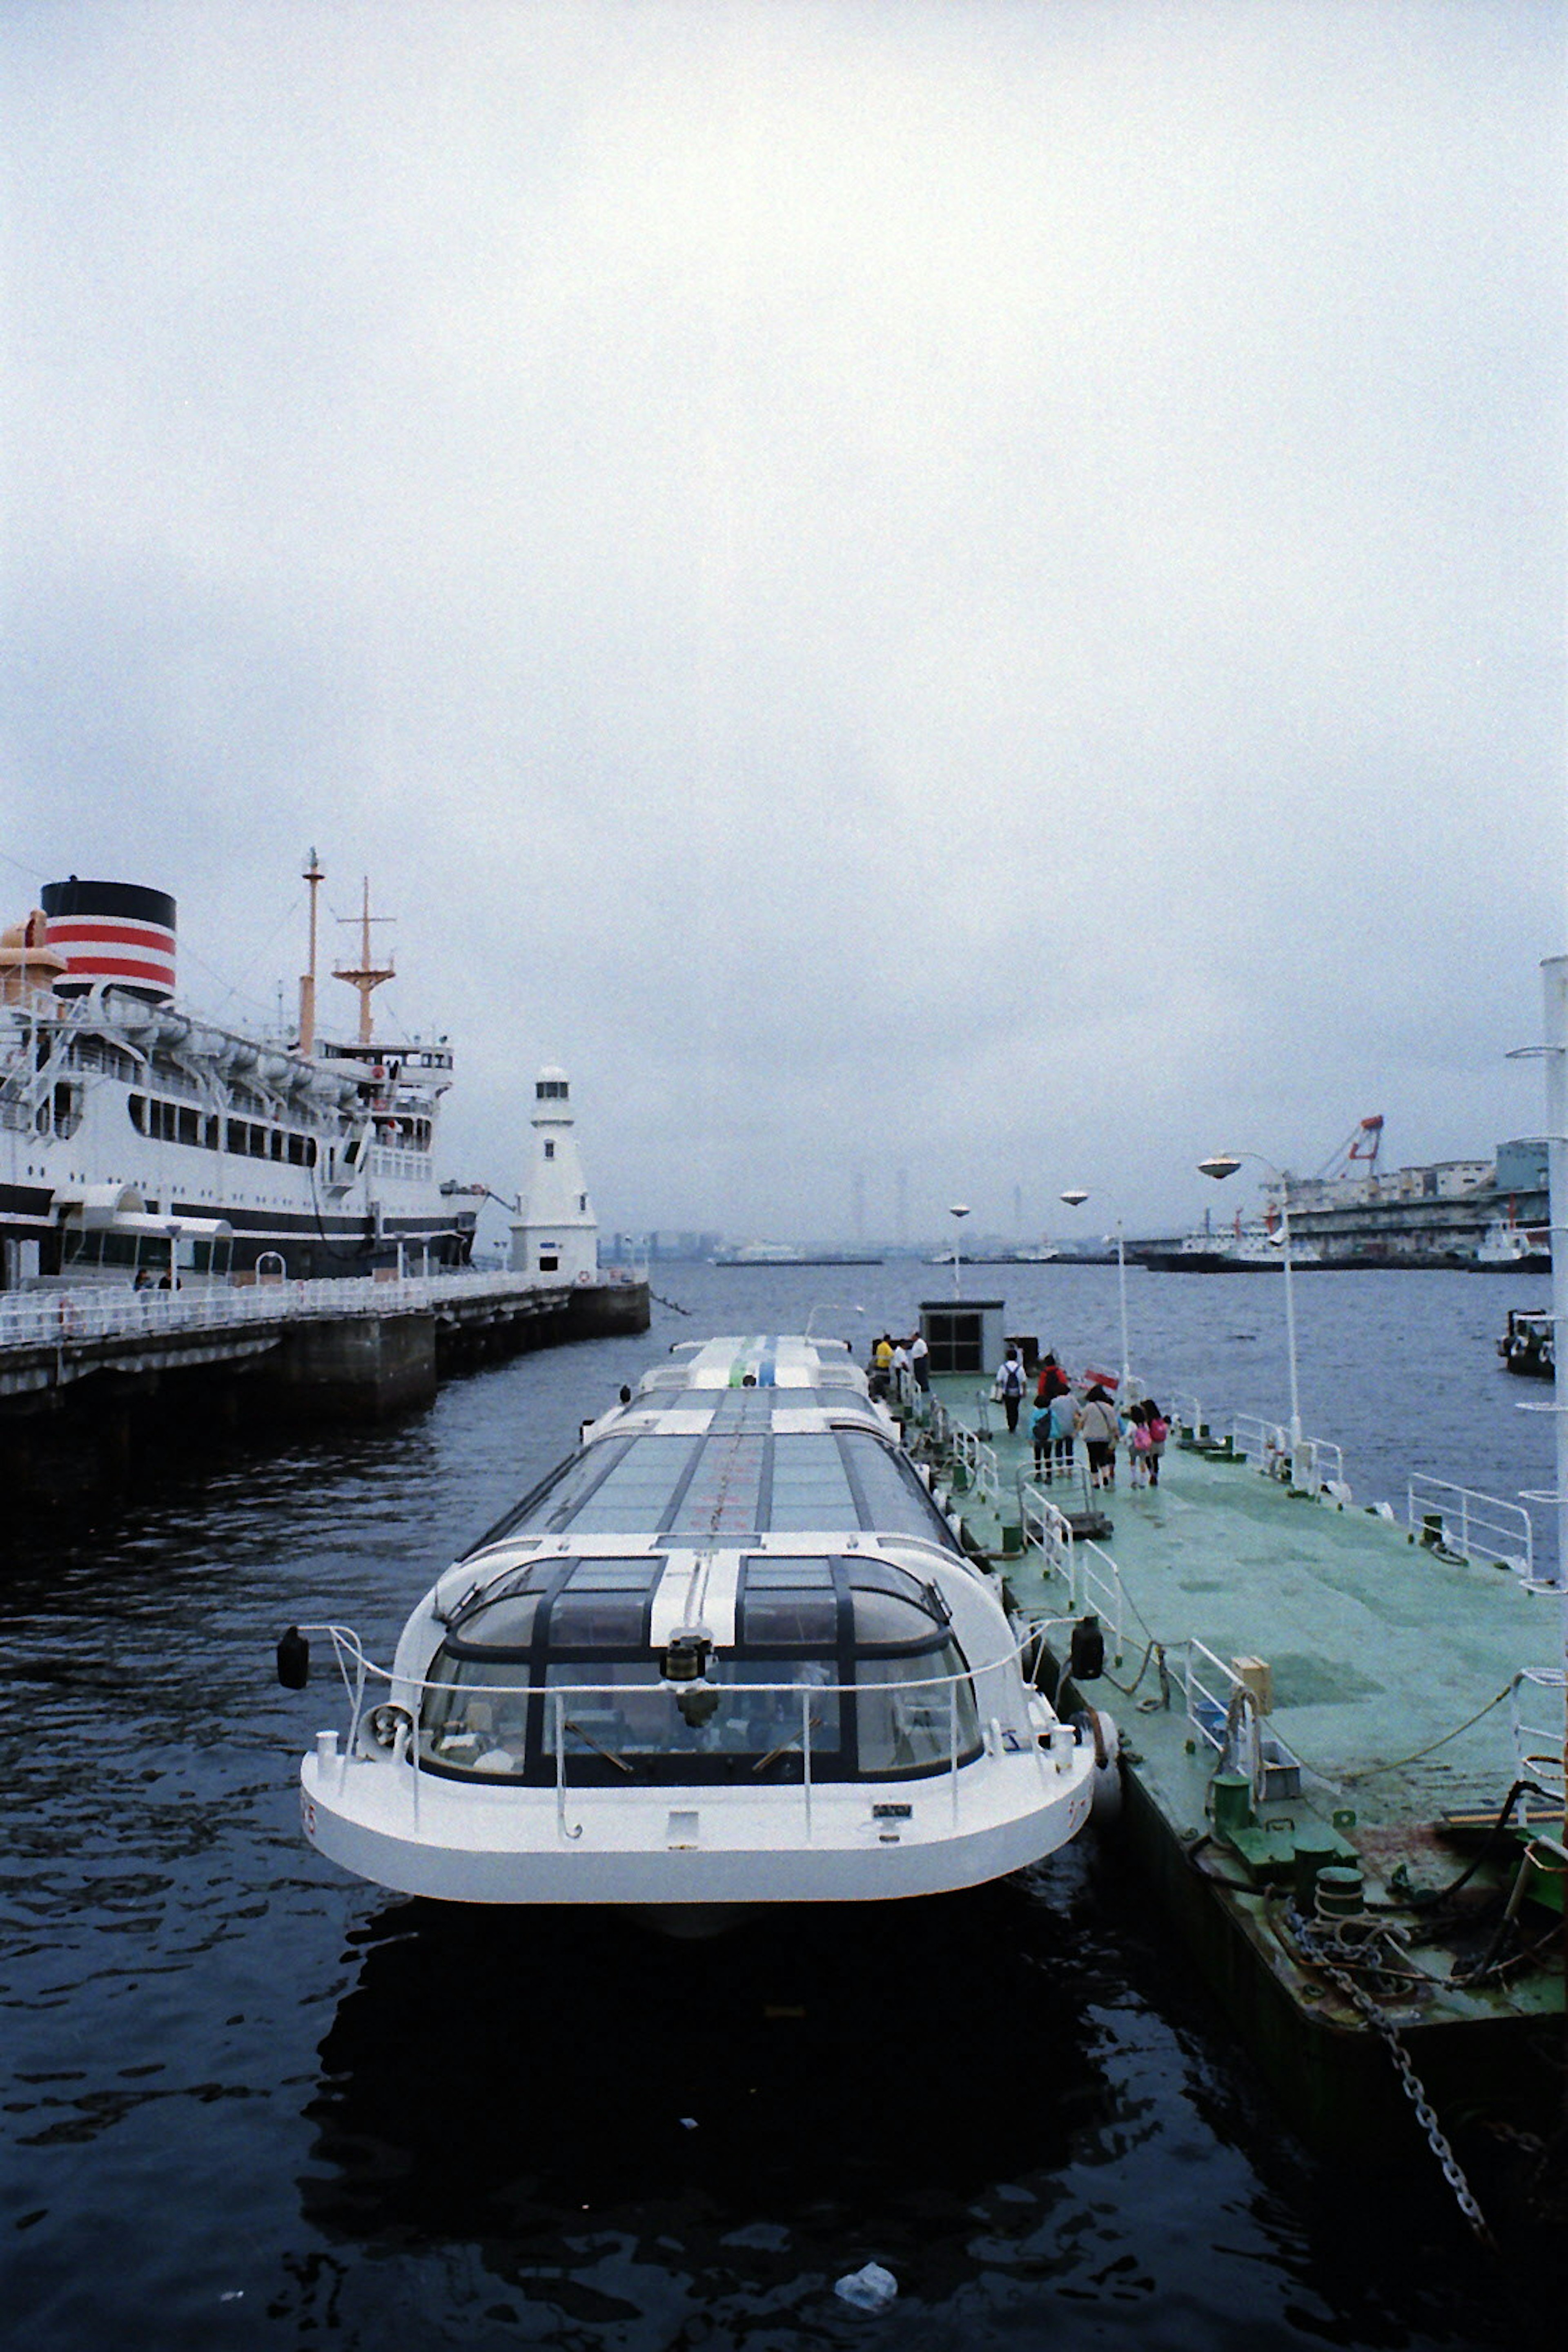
<box><xmin>948</xmin><ymin>1204</ymin><xmax>970</xmax><ymax>1299</ymax></box>
<box><xmin>1198</xmin><ymin>1150</ymin><xmax>1303</xmax><ymax>1477</ymax></box>
<box><xmin>1062</xmin><ymin>1190</ymin><xmax>1130</xmax><ymax>1394</ymax></box>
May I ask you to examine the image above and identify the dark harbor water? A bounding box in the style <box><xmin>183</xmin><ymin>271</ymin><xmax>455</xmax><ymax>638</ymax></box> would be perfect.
<box><xmin>2</xmin><ymin>1263</ymin><xmax>1563</xmax><ymax>2349</ymax></box>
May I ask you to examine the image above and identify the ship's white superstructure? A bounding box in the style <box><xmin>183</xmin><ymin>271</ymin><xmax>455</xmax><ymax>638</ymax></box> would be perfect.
<box><xmin>285</xmin><ymin>1334</ymin><xmax>1097</xmax><ymax>1921</ymax></box>
<box><xmin>0</xmin><ymin>869</ymin><xmax>477</xmax><ymax>1285</ymax></box>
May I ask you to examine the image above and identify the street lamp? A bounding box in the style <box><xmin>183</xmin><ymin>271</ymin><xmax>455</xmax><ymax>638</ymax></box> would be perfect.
<box><xmin>1198</xmin><ymin>1150</ymin><xmax>1303</xmax><ymax>1475</ymax></box>
<box><xmin>1062</xmin><ymin>1191</ymin><xmax>1130</xmax><ymax>1393</ymax></box>
<box><xmin>948</xmin><ymin>1203</ymin><xmax>970</xmax><ymax>1299</ymax></box>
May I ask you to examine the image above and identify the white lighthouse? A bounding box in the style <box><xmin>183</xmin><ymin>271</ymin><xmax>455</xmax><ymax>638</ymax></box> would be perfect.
<box><xmin>510</xmin><ymin>1065</ymin><xmax>599</xmax><ymax>1283</ymax></box>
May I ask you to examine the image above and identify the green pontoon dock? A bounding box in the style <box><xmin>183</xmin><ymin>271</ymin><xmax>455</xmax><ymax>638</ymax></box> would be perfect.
<box><xmin>912</xmin><ymin>1361</ymin><xmax>1564</xmax><ymax>2161</ymax></box>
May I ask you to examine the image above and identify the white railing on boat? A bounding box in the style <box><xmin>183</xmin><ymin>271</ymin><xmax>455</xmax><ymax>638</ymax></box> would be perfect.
<box><xmin>0</xmin><ymin>1267</ymin><xmax>639</xmax><ymax>1355</ymax></box>
<box><xmin>1015</xmin><ymin>1480</ymin><xmax>1125</xmax><ymax>1662</ymax></box>
<box><xmin>296</xmin><ymin>1621</ymin><xmax>1076</xmax><ymax>1840</ymax></box>
<box><xmin>1405</xmin><ymin>1474</ymin><xmax>1536</xmax><ymax>1584</ymax></box>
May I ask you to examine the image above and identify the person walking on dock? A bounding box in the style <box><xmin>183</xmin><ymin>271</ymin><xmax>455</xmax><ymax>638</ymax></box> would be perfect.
<box><xmin>1078</xmin><ymin>1384</ymin><xmax>1120</xmax><ymax>1490</ymax></box>
<box><xmin>1128</xmin><ymin>1402</ymin><xmax>1152</xmax><ymax>1488</ymax></box>
<box><xmin>1049</xmin><ymin>1387</ymin><xmax>1077</xmax><ymax>1482</ymax></box>
<box><xmin>995</xmin><ymin>1345</ymin><xmax>1027</xmax><ymax>1435</ymax></box>
<box><xmin>1029</xmin><ymin>1392</ymin><xmax>1055</xmax><ymax>1480</ymax></box>
<box><xmin>1143</xmin><ymin>1397</ymin><xmax>1169</xmax><ymax>1488</ymax></box>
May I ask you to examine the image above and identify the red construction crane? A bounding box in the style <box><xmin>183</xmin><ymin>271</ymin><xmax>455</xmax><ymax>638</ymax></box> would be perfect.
<box><xmin>1314</xmin><ymin>1115</ymin><xmax>1384</xmax><ymax>1184</ymax></box>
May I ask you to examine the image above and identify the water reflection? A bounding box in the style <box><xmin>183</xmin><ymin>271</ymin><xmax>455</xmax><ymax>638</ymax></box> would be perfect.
<box><xmin>302</xmin><ymin>1875</ymin><xmax>1108</xmax><ymax>2278</ymax></box>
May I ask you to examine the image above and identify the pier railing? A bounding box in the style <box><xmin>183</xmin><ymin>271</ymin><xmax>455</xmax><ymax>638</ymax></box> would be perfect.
<box><xmin>1406</xmin><ymin>1474</ymin><xmax>1535</xmax><ymax>1584</ymax></box>
<box><xmin>1170</xmin><ymin>1390</ymin><xmax>1207</xmax><ymax>1439</ymax></box>
<box><xmin>0</xmin><ymin>1267</ymin><xmax>622</xmax><ymax>1355</ymax></box>
<box><xmin>1016</xmin><ymin>1481</ymin><xmax>1125</xmax><ymax>1662</ymax></box>
<box><xmin>1509</xmin><ymin>1669</ymin><xmax>1566</xmax><ymax>1827</ymax></box>
<box><xmin>295</xmin><ymin>1622</ymin><xmax>1081</xmax><ymax>1841</ymax></box>
<box><xmin>1183</xmin><ymin>1639</ymin><xmax>1303</xmax><ymax>1805</ymax></box>
<box><xmin>1229</xmin><ymin>1413</ymin><xmax>1344</xmax><ymax>1495</ymax></box>
<box><xmin>927</xmin><ymin>1399</ymin><xmax>1000</xmax><ymax>1508</ymax></box>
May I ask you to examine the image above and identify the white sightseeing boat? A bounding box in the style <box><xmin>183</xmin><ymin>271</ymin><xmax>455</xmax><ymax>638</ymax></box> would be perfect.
<box><xmin>281</xmin><ymin>1334</ymin><xmax>1098</xmax><ymax>1922</ymax></box>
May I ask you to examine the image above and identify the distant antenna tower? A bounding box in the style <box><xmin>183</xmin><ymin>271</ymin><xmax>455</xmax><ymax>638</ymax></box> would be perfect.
<box><xmin>896</xmin><ymin>1165</ymin><xmax>908</xmax><ymax>1245</ymax></box>
<box><xmin>1013</xmin><ymin>1181</ymin><xmax>1022</xmax><ymax>1236</ymax></box>
<box><xmin>334</xmin><ymin>875</ymin><xmax>395</xmax><ymax>1045</ymax></box>
<box><xmin>852</xmin><ymin>1168</ymin><xmax>866</xmax><ymax>1243</ymax></box>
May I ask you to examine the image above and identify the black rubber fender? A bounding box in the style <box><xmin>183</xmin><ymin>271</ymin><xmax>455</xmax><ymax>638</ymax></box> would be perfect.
<box><xmin>1071</xmin><ymin>1706</ymin><xmax>1122</xmax><ymax>1823</ymax></box>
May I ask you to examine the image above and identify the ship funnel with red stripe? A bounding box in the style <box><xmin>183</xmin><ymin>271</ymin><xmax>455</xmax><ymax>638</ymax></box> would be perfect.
<box><xmin>41</xmin><ymin>878</ymin><xmax>177</xmax><ymax>1003</ymax></box>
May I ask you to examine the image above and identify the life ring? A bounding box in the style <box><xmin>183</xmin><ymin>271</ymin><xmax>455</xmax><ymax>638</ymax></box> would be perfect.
<box><xmin>575</xmin><ymin>1270</ymin><xmax>593</xmax><ymax>1286</ymax></box>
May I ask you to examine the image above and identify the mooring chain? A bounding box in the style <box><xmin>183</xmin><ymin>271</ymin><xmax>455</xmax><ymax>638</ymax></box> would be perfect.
<box><xmin>1292</xmin><ymin>1916</ymin><xmax>1493</xmax><ymax>2246</ymax></box>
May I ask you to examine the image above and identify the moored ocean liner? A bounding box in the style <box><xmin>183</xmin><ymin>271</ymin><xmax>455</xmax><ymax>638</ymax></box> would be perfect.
<box><xmin>0</xmin><ymin>860</ymin><xmax>478</xmax><ymax>1287</ymax></box>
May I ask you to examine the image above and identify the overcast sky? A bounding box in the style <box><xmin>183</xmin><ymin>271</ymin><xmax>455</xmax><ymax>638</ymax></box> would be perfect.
<box><xmin>4</xmin><ymin>0</ymin><xmax>1563</xmax><ymax>1244</ymax></box>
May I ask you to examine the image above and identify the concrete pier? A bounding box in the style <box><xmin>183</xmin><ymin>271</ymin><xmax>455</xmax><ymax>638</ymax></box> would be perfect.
<box><xmin>0</xmin><ymin>1270</ymin><xmax>650</xmax><ymax>1504</ymax></box>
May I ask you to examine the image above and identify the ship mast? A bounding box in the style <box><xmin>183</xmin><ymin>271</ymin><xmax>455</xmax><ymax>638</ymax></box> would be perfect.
<box><xmin>334</xmin><ymin>875</ymin><xmax>395</xmax><ymax>1046</ymax></box>
<box><xmin>297</xmin><ymin>848</ymin><xmax>323</xmax><ymax>1057</ymax></box>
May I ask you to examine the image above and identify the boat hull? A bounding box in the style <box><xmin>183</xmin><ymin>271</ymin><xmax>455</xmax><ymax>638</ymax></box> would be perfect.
<box><xmin>299</xmin><ymin>1746</ymin><xmax>1094</xmax><ymax>1909</ymax></box>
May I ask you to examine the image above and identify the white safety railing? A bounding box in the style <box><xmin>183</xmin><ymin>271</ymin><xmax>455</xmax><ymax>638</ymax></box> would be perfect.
<box><xmin>1183</xmin><ymin>1638</ymin><xmax>1306</xmax><ymax>1806</ymax></box>
<box><xmin>1407</xmin><ymin>1474</ymin><xmax>1535</xmax><ymax>1584</ymax></box>
<box><xmin>295</xmin><ymin>1621</ymin><xmax>1077</xmax><ymax>1840</ymax></box>
<box><xmin>1018</xmin><ymin>1480</ymin><xmax>1073</xmax><ymax>1583</ymax></box>
<box><xmin>1228</xmin><ymin>1413</ymin><xmax>1342</xmax><ymax>1495</ymax></box>
<box><xmin>1169</xmin><ymin>1390</ymin><xmax>1207</xmax><ymax>1438</ymax></box>
<box><xmin>1184</xmin><ymin>1638</ymin><xmax>1250</xmax><ymax>1757</ymax></box>
<box><xmin>939</xmin><ymin>1411</ymin><xmax>1000</xmax><ymax>1508</ymax></box>
<box><xmin>1016</xmin><ymin>1481</ymin><xmax>1125</xmax><ymax>1660</ymax></box>
<box><xmin>0</xmin><ymin>1267</ymin><xmax>607</xmax><ymax>1356</ymax></box>
<box><xmin>1509</xmin><ymin>1670</ymin><xmax>1566</xmax><ymax>1827</ymax></box>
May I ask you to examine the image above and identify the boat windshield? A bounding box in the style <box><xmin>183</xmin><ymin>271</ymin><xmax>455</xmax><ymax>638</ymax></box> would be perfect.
<box><xmin>417</xmin><ymin>1553</ymin><xmax>980</xmax><ymax>1785</ymax></box>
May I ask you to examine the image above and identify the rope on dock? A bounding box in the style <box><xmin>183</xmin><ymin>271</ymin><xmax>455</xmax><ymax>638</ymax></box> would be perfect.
<box><xmin>1339</xmin><ymin>1684</ymin><xmax>1514</xmax><ymax>1785</ymax></box>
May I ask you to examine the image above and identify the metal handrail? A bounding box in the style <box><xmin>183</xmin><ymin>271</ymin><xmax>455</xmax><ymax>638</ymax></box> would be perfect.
<box><xmin>294</xmin><ymin>1619</ymin><xmax>1065</xmax><ymax>1842</ymax></box>
<box><xmin>0</xmin><ymin>1267</ymin><xmax>589</xmax><ymax>1357</ymax></box>
<box><xmin>941</xmin><ymin>1411</ymin><xmax>1000</xmax><ymax>1506</ymax></box>
<box><xmin>1015</xmin><ymin>1480</ymin><xmax>1125</xmax><ymax>1659</ymax></box>
<box><xmin>1407</xmin><ymin>1474</ymin><xmax>1535</xmax><ymax>1583</ymax></box>
<box><xmin>1228</xmin><ymin>1413</ymin><xmax>1342</xmax><ymax>1494</ymax></box>
<box><xmin>1509</xmin><ymin>1669</ymin><xmax>1566</xmax><ymax>1825</ymax></box>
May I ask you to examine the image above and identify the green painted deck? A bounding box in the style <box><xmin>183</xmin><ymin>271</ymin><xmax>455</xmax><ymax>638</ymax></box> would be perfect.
<box><xmin>919</xmin><ymin>1372</ymin><xmax>1564</xmax><ymax>2099</ymax></box>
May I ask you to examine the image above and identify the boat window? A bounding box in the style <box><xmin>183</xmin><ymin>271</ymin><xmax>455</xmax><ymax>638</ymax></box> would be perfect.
<box><xmin>737</xmin><ymin>1557</ymin><xmax>837</xmax><ymax>1644</ymax></box>
<box><xmin>543</xmin><ymin>1659</ymin><xmax>843</xmax><ymax>1766</ymax></box>
<box><xmin>767</xmin><ymin>1434</ymin><xmax>857</xmax><ymax>1530</ymax></box>
<box><xmin>856</xmin><ymin>1644</ymin><xmax>978</xmax><ymax>1775</ymax></box>
<box><xmin>543</xmin><ymin>1559</ymin><xmax>660</xmax><ymax>1648</ymax></box>
<box><xmin>847</xmin><ymin>1568</ymin><xmax>948</xmax><ymax>1649</ymax></box>
<box><xmin>419</xmin><ymin>1658</ymin><xmax>535</xmax><ymax>1773</ymax></box>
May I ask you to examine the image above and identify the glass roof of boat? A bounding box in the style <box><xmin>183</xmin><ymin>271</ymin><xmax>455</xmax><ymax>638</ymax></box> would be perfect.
<box><xmin>481</xmin><ymin>1412</ymin><xmax>953</xmax><ymax>1550</ymax></box>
